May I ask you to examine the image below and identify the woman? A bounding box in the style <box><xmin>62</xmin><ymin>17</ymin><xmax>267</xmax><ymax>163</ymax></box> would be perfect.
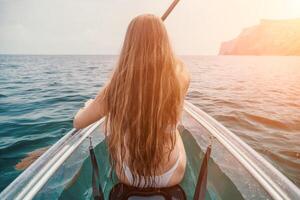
<box><xmin>73</xmin><ymin>14</ymin><xmax>190</xmax><ymax>188</ymax></box>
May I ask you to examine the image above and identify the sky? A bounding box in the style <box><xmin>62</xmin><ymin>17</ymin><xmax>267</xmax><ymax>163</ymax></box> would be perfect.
<box><xmin>0</xmin><ymin>0</ymin><xmax>300</xmax><ymax>55</ymax></box>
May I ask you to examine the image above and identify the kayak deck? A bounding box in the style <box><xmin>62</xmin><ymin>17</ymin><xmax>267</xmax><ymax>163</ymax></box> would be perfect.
<box><xmin>1</xmin><ymin>101</ymin><xmax>299</xmax><ymax>200</ymax></box>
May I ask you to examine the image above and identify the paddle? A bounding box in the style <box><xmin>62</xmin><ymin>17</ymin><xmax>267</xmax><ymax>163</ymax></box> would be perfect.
<box><xmin>161</xmin><ymin>0</ymin><xmax>181</xmax><ymax>21</ymax></box>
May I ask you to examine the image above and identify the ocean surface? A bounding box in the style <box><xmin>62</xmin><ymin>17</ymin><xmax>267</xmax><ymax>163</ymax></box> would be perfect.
<box><xmin>0</xmin><ymin>55</ymin><xmax>299</xmax><ymax>192</ymax></box>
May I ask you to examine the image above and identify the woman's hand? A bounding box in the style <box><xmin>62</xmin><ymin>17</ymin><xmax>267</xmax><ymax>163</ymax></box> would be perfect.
<box><xmin>73</xmin><ymin>89</ymin><xmax>107</xmax><ymax>129</ymax></box>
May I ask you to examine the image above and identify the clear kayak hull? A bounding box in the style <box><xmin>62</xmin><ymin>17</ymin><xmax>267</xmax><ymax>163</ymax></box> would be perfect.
<box><xmin>52</xmin><ymin>127</ymin><xmax>244</xmax><ymax>200</ymax></box>
<box><xmin>1</xmin><ymin>101</ymin><xmax>299</xmax><ymax>200</ymax></box>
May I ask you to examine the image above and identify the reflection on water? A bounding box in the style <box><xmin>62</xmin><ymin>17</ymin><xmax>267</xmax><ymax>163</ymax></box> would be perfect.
<box><xmin>15</xmin><ymin>147</ymin><xmax>48</xmax><ymax>170</ymax></box>
<box><xmin>0</xmin><ymin>55</ymin><xmax>299</xmax><ymax>191</ymax></box>
<box><xmin>184</xmin><ymin>56</ymin><xmax>300</xmax><ymax>186</ymax></box>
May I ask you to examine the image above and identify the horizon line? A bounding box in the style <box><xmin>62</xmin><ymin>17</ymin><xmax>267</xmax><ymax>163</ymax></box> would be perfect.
<box><xmin>0</xmin><ymin>53</ymin><xmax>217</xmax><ymax>56</ymax></box>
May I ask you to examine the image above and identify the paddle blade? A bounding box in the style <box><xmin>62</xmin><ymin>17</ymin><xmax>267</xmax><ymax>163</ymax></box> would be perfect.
<box><xmin>193</xmin><ymin>145</ymin><xmax>212</xmax><ymax>200</ymax></box>
<box><xmin>89</xmin><ymin>147</ymin><xmax>104</xmax><ymax>200</ymax></box>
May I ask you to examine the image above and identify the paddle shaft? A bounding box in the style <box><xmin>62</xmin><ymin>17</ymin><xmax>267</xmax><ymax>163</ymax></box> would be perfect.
<box><xmin>161</xmin><ymin>0</ymin><xmax>181</xmax><ymax>21</ymax></box>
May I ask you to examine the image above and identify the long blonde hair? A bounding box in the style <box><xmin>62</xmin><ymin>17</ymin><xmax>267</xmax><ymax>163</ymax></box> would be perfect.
<box><xmin>103</xmin><ymin>14</ymin><xmax>182</xmax><ymax>186</ymax></box>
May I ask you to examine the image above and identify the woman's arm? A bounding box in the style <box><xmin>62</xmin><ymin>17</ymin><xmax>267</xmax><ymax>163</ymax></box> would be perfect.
<box><xmin>73</xmin><ymin>88</ymin><xmax>108</xmax><ymax>129</ymax></box>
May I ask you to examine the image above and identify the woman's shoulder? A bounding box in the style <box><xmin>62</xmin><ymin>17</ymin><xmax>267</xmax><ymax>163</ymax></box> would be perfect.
<box><xmin>175</xmin><ymin>58</ymin><xmax>190</xmax><ymax>91</ymax></box>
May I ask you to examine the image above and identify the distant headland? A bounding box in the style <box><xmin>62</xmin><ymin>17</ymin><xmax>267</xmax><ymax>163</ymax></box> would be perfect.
<box><xmin>219</xmin><ymin>19</ymin><xmax>300</xmax><ymax>56</ymax></box>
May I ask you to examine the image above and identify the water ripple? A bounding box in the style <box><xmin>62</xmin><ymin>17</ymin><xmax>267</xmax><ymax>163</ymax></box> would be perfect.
<box><xmin>0</xmin><ymin>55</ymin><xmax>300</xmax><ymax>191</ymax></box>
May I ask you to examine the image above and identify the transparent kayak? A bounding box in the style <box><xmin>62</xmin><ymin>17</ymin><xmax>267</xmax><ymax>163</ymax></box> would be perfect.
<box><xmin>1</xmin><ymin>101</ymin><xmax>299</xmax><ymax>200</ymax></box>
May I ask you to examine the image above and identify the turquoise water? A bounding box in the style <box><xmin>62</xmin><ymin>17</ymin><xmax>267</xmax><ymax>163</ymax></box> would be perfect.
<box><xmin>0</xmin><ymin>55</ymin><xmax>112</xmax><ymax>190</ymax></box>
<box><xmin>0</xmin><ymin>55</ymin><xmax>300</xmax><ymax>191</ymax></box>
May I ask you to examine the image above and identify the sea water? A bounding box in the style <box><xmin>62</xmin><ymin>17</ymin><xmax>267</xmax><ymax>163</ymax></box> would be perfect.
<box><xmin>0</xmin><ymin>55</ymin><xmax>299</xmax><ymax>191</ymax></box>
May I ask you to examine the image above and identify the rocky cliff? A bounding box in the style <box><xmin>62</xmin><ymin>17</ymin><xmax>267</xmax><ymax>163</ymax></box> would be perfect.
<box><xmin>219</xmin><ymin>19</ymin><xmax>300</xmax><ymax>55</ymax></box>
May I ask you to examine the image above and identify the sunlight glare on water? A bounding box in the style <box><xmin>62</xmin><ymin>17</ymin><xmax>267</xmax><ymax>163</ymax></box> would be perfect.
<box><xmin>185</xmin><ymin>56</ymin><xmax>300</xmax><ymax>187</ymax></box>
